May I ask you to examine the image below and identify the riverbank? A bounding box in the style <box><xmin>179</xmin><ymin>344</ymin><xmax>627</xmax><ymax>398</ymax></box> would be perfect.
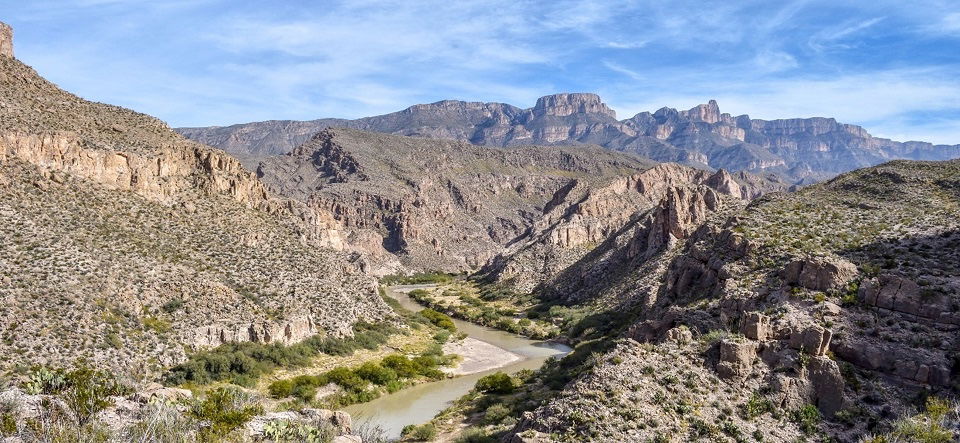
<box><xmin>442</xmin><ymin>337</ymin><xmax>522</xmax><ymax>375</ymax></box>
<box><xmin>345</xmin><ymin>285</ymin><xmax>571</xmax><ymax>440</ymax></box>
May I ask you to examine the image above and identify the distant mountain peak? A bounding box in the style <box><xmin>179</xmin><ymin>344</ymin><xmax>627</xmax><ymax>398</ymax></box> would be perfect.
<box><xmin>532</xmin><ymin>92</ymin><xmax>616</xmax><ymax>119</ymax></box>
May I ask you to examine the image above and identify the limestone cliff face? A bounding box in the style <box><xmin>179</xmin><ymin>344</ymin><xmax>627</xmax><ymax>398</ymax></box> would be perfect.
<box><xmin>0</xmin><ymin>38</ymin><xmax>390</xmax><ymax>373</ymax></box>
<box><xmin>179</xmin><ymin>95</ymin><xmax>960</xmax><ymax>184</ymax></box>
<box><xmin>477</xmin><ymin>163</ymin><xmax>781</xmax><ymax>293</ymax></box>
<box><xmin>256</xmin><ymin>128</ymin><xmax>658</xmax><ymax>273</ymax></box>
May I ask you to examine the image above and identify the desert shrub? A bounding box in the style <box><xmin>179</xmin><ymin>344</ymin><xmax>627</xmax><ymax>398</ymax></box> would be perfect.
<box><xmin>381</xmin><ymin>355</ymin><xmax>421</xmax><ymax>378</ymax></box>
<box><xmin>401</xmin><ymin>423</ymin><xmax>437</xmax><ymax>441</ymax></box>
<box><xmin>122</xmin><ymin>401</ymin><xmax>198</xmax><ymax>443</ymax></box>
<box><xmin>456</xmin><ymin>426</ymin><xmax>496</xmax><ymax>443</ymax></box>
<box><xmin>62</xmin><ymin>365</ymin><xmax>119</xmax><ymax>426</ymax></box>
<box><xmin>420</xmin><ymin>309</ymin><xmax>456</xmax><ymax>332</ymax></box>
<box><xmin>355</xmin><ymin>362</ymin><xmax>398</xmax><ymax>386</ymax></box>
<box><xmin>268</xmin><ymin>379</ymin><xmax>295</xmax><ymax>398</ymax></box>
<box><xmin>475</xmin><ymin>372</ymin><xmax>516</xmax><ymax>394</ymax></box>
<box><xmin>792</xmin><ymin>404</ymin><xmax>821</xmax><ymax>434</ymax></box>
<box><xmin>160</xmin><ymin>298</ymin><xmax>184</xmax><ymax>313</ymax></box>
<box><xmin>262</xmin><ymin>419</ymin><xmax>334</xmax><ymax>442</ymax></box>
<box><xmin>166</xmin><ymin>322</ymin><xmax>396</xmax><ymax>386</ymax></box>
<box><xmin>324</xmin><ymin>367</ymin><xmax>367</xmax><ymax>392</ymax></box>
<box><xmin>741</xmin><ymin>393</ymin><xmax>774</xmax><ymax>420</ymax></box>
<box><xmin>887</xmin><ymin>396</ymin><xmax>955</xmax><ymax>443</ymax></box>
<box><xmin>483</xmin><ymin>403</ymin><xmax>511</xmax><ymax>425</ymax></box>
<box><xmin>189</xmin><ymin>386</ymin><xmax>263</xmax><ymax>440</ymax></box>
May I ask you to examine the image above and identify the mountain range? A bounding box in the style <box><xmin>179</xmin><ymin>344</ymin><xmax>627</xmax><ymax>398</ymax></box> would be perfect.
<box><xmin>177</xmin><ymin>93</ymin><xmax>960</xmax><ymax>183</ymax></box>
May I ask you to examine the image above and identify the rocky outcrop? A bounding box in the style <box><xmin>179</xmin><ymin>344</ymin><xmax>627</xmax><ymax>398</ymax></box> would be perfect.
<box><xmin>0</xmin><ymin>21</ymin><xmax>12</xmax><ymax>58</ymax></box>
<box><xmin>193</xmin><ymin>316</ymin><xmax>321</xmax><ymax>347</ymax></box>
<box><xmin>858</xmin><ymin>274</ymin><xmax>957</xmax><ymax>324</ymax></box>
<box><xmin>529</xmin><ymin>93</ymin><xmax>616</xmax><ymax>119</ymax></box>
<box><xmin>717</xmin><ymin>339</ymin><xmax>758</xmax><ymax>379</ymax></box>
<box><xmin>782</xmin><ymin>256</ymin><xmax>857</xmax><ymax>291</ymax></box>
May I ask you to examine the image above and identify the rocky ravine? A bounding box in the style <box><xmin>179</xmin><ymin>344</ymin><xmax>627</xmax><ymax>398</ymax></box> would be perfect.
<box><xmin>255</xmin><ymin>127</ymin><xmax>661</xmax><ymax>273</ymax></box>
<box><xmin>178</xmin><ymin>94</ymin><xmax>960</xmax><ymax>183</ymax></box>
<box><xmin>0</xmin><ymin>30</ymin><xmax>391</xmax><ymax>375</ymax></box>
<box><xmin>477</xmin><ymin>163</ymin><xmax>785</xmax><ymax>294</ymax></box>
<box><xmin>505</xmin><ymin>159</ymin><xmax>960</xmax><ymax>441</ymax></box>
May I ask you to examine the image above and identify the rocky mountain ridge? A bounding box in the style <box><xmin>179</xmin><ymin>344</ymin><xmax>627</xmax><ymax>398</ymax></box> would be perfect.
<box><xmin>0</xmin><ymin>31</ymin><xmax>391</xmax><ymax>374</ymax></box>
<box><xmin>502</xmin><ymin>158</ymin><xmax>960</xmax><ymax>441</ymax></box>
<box><xmin>177</xmin><ymin>94</ymin><xmax>960</xmax><ymax>183</ymax></box>
<box><xmin>255</xmin><ymin>127</ymin><xmax>665</xmax><ymax>273</ymax></box>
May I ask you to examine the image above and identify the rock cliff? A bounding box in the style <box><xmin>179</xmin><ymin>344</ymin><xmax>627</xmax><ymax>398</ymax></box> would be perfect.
<box><xmin>0</xmin><ymin>36</ymin><xmax>391</xmax><ymax>374</ymax></box>
<box><xmin>506</xmin><ymin>158</ymin><xmax>960</xmax><ymax>441</ymax></box>
<box><xmin>255</xmin><ymin>127</ymin><xmax>659</xmax><ymax>273</ymax></box>
<box><xmin>178</xmin><ymin>95</ymin><xmax>960</xmax><ymax>183</ymax></box>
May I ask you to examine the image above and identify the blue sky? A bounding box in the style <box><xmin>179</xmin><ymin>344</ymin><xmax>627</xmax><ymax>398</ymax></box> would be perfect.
<box><xmin>4</xmin><ymin>0</ymin><xmax>960</xmax><ymax>144</ymax></box>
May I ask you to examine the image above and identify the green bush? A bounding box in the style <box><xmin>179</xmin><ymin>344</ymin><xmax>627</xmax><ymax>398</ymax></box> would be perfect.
<box><xmin>324</xmin><ymin>367</ymin><xmax>367</xmax><ymax>392</ymax></box>
<box><xmin>401</xmin><ymin>423</ymin><xmax>437</xmax><ymax>441</ymax></box>
<box><xmin>475</xmin><ymin>372</ymin><xmax>516</xmax><ymax>394</ymax></box>
<box><xmin>355</xmin><ymin>362</ymin><xmax>398</xmax><ymax>386</ymax></box>
<box><xmin>483</xmin><ymin>403</ymin><xmax>511</xmax><ymax>425</ymax></box>
<box><xmin>268</xmin><ymin>379</ymin><xmax>295</xmax><ymax>398</ymax></box>
<box><xmin>382</xmin><ymin>355</ymin><xmax>421</xmax><ymax>378</ymax></box>
<box><xmin>166</xmin><ymin>322</ymin><xmax>396</xmax><ymax>386</ymax></box>
<box><xmin>456</xmin><ymin>427</ymin><xmax>495</xmax><ymax>443</ymax></box>
<box><xmin>420</xmin><ymin>309</ymin><xmax>456</xmax><ymax>332</ymax></box>
<box><xmin>792</xmin><ymin>404</ymin><xmax>821</xmax><ymax>434</ymax></box>
<box><xmin>189</xmin><ymin>386</ymin><xmax>263</xmax><ymax>440</ymax></box>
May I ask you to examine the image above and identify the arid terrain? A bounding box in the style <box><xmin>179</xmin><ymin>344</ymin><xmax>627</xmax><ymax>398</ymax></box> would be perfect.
<box><xmin>1</xmin><ymin>16</ymin><xmax>958</xmax><ymax>443</ymax></box>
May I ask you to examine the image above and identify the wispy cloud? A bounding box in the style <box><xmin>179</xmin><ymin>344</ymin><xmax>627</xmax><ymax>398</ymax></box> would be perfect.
<box><xmin>808</xmin><ymin>17</ymin><xmax>885</xmax><ymax>51</ymax></box>
<box><xmin>3</xmin><ymin>0</ymin><xmax>960</xmax><ymax>145</ymax></box>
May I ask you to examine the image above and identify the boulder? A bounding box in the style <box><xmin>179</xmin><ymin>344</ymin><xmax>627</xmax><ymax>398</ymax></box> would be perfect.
<box><xmin>663</xmin><ymin>326</ymin><xmax>693</xmax><ymax>344</ymax></box>
<box><xmin>782</xmin><ymin>256</ymin><xmax>857</xmax><ymax>291</ymax></box>
<box><xmin>788</xmin><ymin>325</ymin><xmax>832</xmax><ymax>356</ymax></box>
<box><xmin>132</xmin><ymin>384</ymin><xmax>193</xmax><ymax>403</ymax></box>
<box><xmin>808</xmin><ymin>357</ymin><xmax>844</xmax><ymax>417</ymax></box>
<box><xmin>859</xmin><ymin>275</ymin><xmax>947</xmax><ymax>319</ymax></box>
<box><xmin>717</xmin><ymin>339</ymin><xmax>758</xmax><ymax>379</ymax></box>
<box><xmin>740</xmin><ymin>312</ymin><xmax>771</xmax><ymax>341</ymax></box>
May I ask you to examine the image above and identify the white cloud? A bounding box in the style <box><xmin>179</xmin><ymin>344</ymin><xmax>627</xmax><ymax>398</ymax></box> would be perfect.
<box><xmin>808</xmin><ymin>17</ymin><xmax>884</xmax><ymax>51</ymax></box>
<box><xmin>603</xmin><ymin>61</ymin><xmax>645</xmax><ymax>81</ymax></box>
<box><xmin>753</xmin><ymin>50</ymin><xmax>799</xmax><ymax>72</ymax></box>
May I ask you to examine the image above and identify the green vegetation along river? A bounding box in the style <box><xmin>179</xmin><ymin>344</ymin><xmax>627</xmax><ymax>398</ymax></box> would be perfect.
<box><xmin>345</xmin><ymin>284</ymin><xmax>571</xmax><ymax>439</ymax></box>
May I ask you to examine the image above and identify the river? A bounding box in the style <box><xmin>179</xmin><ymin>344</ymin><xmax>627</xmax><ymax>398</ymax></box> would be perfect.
<box><xmin>344</xmin><ymin>284</ymin><xmax>571</xmax><ymax>439</ymax></box>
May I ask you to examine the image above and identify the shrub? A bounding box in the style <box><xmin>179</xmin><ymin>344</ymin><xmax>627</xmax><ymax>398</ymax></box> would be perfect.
<box><xmin>475</xmin><ymin>372</ymin><xmax>516</xmax><ymax>394</ymax></box>
<box><xmin>262</xmin><ymin>420</ymin><xmax>333</xmax><ymax>443</ymax></box>
<box><xmin>792</xmin><ymin>404</ymin><xmax>821</xmax><ymax>434</ymax></box>
<box><xmin>324</xmin><ymin>367</ymin><xmax>367</xmax><ymax>392</ymax></box>
<box><xmin>189</xmin><ymin>386</ymin><xmax>263</xmax><ymax>440</ymax></box>
<box><xmin>420</xmin><ymin>309</ymin><xmax>456</xmax><ymax>332</ymax></box>
<box><xmin>268</xmin><ymin>379</ymin><xmax>295</xmax><ymax>398</ymax></box>
<box><xmin>382</xmin><ymin>355</ymin><xmax>420</xmax><ymax>378</ymax></box>
<box><xmin>401</xmin><ymin>423</ymin><xmax>437</xmax><ymax>441</ymax></box>
<box><xmin>62</xmin><ymin>365</ymin><xmax>117</xmax><ymax>426</ymax></box>
<box><xmin>160</xmin><ymin>298</ymin><xmax>184</xmax><ymax>313</ymax></box>
<box><xmin>483</xmin><ymin>403</ymin><xmax>511</xmax><ymax>425</ymax></box>
<box><xmin>355</xmin><ymin>362</ymin><xmax>398</xmax><ymax>386</ymax></box>
<box><xmin>456</xmin><ymin>426</ymin><xmax>495</xmax><ymax>443</ymax></box>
